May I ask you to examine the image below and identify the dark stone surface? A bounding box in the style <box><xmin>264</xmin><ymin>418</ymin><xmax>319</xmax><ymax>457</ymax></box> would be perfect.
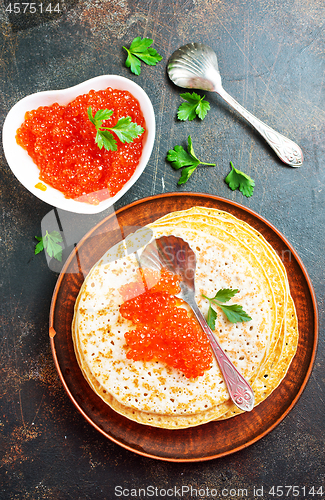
<box><xmin>0</xmin><ymin>0</ymin><xmax>324</xmax><ymax>498</ymax></box>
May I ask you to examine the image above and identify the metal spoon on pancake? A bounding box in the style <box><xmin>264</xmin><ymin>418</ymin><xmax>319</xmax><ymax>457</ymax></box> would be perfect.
<box><xmin>140</xmin><ymin>235</ymin><xmax>255</xmax><ymax>412</ymax></box>
<box><xmin>167</xmin><ymin>42</ymin><xmax>303</xmax><ymax>167</ymax></box>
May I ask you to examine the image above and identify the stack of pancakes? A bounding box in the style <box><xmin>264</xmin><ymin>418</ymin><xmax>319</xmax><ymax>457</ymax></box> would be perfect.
<box><xmin>72</xmin><ymin>207</ymin><xmax>298</xmax><ymax>428</ymax></box>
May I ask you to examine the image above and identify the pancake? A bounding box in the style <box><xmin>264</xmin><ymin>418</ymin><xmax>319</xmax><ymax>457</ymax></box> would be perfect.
<box><xmin>72</xmin><ymin>207</ymin><xmax>298</xmax><ymax>428</ymax></box>
<box><xmin>150</xmin><ymin>209</ymin><xmax>290</xmax><ymax>388</ymax></box>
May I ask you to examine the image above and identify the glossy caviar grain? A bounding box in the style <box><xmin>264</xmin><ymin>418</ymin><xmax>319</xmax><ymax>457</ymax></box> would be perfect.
<box><xmin>119</xmin><ymin>268</ymin><xmax>213</xmax><ymax>379</ymax></box>
<box><xmin>16</xmin><ymin>88</ymin><xmax>146</xmax><ymax>204</ymax></box>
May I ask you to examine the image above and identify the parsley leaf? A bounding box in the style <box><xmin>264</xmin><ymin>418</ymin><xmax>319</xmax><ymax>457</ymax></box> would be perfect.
<box><xmin>167</xmin><ymin>136</ymin><xmax>216</xmax><ymax>185</ymax></box>
<box><xmin>166</xmin><ymin>145</ymin><xmax>195</xmax><ymax>170</ymax></box>
<box><xmin>88</xmin><ymin>108</ymin><xmax>113</xmax><ymax>128</ymax></box>
<box><xmin>123</xmin><ymin>37</ymin><xmax>163</xmax><ymax>75</ymax></box>
<box><xmin>202</xmin><ymin>288</ymin><xmax>252</xmax><ymax>329</ymax></box>
<box><xmin>218</xmin><ymin>303</ymin><xmax>252</xmax><ymax>324</ymax></box>
<box><xmin>225</xmin><ymin>161</ymin><xmax>255</xmax><ymax>197</ymax></box>
<box><xmin>35</xmin><ymin>230</ymin><xmax>63</xmax><ymax>262</ymax></box>
<box><xmin>177</xmin><ymin>92</ymin><xmax>210</xmax><ymax>121</ymax></box>
<box><xmin>96</xmin><ymin>129</ymin><xmax>117</xmax><ymax>151</ymax></box>
<box><xmin>110</xmin><ymin>116</ymin><xmax>144</xmax><ymax>143</ymax></box>
<box><xmin>88</xmin><ymin>107</ymin><xmax>144</xmax><ymax>152</ymax></box>
<box><xmin>206</xmin><ymin>304</ymin><xmax>218</xmax><ymax>331</ymax></box>
<box><xmin>211</xmin><ymin>288</ymin><xmax>239</xmax><ymax>303</ymax></box>
<box><xmin>34</xmin><ymin>236</ymin><xmax>44</xmax><ymax>255</ymax></box>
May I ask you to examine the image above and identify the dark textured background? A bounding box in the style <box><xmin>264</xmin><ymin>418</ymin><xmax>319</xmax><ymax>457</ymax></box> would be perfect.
<box><xmin>0</xmin><ymin>0</ymin><xmax>324</xmax><ymax>498</ymax></box>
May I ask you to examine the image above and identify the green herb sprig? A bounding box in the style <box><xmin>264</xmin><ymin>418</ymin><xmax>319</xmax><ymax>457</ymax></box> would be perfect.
<box><xmin>225</xmin><ymin>161</ymin><xmax>255</xmax><ymax>197</ymax></box>
<box><xmin>202</xmin><ymin>288</ymin><xmax>252</xmax><ymax>329</ymax></box>
<box><xmin>88</xmin><ymin>107</ymin><xmax>144</xmax><ymax>152</ymax></box>
<box><xmin>166</xmin><ymin>135</ymin><xmax>215</xmax><ymax>185</ymax></box>
<box><xmin>123</xmin><ymin>37</ymin><xmax>163</xmax><ymax>75</ymax></box>
<box><xmin>35</xmin><ymin>230</ymin><xmax>63</xmax><ymax>262</ymax></box>
<box><xmin>177</xmin><ymin>92</ymin><xmax>210</xmax><ymax>121</ymax></box>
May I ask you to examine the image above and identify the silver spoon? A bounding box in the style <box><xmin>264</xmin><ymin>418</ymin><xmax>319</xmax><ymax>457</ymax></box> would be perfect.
<box><xmin>140</xmin><ymin>235</ymin><xmax>255</xmax><ymax>412</ymax></box>
<box><xmin>167</xmin><ymin>42</ymin><xmax>303</xmax><ymax>167</ymax></box>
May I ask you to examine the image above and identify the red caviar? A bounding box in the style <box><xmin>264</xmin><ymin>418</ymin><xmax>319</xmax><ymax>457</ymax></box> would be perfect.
<box><xmin>16</xmin><ymin>88</ymin><xmax>146</xmax><ymax>204</ymax></box>
<box><xmin>119</xmin><ymin>268</ymin><xmax>213</xmax><ymax>379</ymax></box>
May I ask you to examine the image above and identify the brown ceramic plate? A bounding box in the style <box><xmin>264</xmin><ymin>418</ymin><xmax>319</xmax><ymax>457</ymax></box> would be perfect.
<box><xmin>49</xmin><ymin>193</ymin><xmax>318</xmax><ymax>461</ymax></box>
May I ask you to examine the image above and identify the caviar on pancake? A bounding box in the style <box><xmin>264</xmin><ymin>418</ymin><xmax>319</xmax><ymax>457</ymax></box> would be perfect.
<box><xmin>15</xmin><ymin>88</ymin><xmax>146</xmax><ymax>205</ymax></box>
<box><xmin>119</xmin><ymin>268</ymin><xmax>213</xmax><ymax>379</ymax></box>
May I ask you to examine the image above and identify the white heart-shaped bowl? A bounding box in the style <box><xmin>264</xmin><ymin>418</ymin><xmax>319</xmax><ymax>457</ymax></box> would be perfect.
<box><xmin>2</xmin><ymin>75</ymin><xmax>155</xmax><ymax>214</ymax></box>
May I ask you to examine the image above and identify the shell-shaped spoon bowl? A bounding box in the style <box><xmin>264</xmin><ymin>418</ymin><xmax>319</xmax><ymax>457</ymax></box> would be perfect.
<box><xmin>167</xmin><ymin>42</ymin><xmax>221</xmax><ymax>92</ymax></box>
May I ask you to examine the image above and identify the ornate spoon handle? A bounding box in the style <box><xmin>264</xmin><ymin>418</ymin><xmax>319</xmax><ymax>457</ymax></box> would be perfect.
<box><xmin>190</xmin><ymin>300</ymin><xmax>255</xmax><ymax>412</ymax></box>
<box><xmin>217</xmin><ymin>87</ymin><xmax>303</xmax><ymax>167</ymax></box>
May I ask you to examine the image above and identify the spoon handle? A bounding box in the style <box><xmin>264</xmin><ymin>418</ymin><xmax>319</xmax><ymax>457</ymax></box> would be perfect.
<box><xmin>217</xmin><ymin>87</ymin><xmax>303</xmax><ymax>167</ymax></box>
<box><xmin>189</xmin><ymin>300</ymin><xmax>255</xmax><ymax>412</ymax></box>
